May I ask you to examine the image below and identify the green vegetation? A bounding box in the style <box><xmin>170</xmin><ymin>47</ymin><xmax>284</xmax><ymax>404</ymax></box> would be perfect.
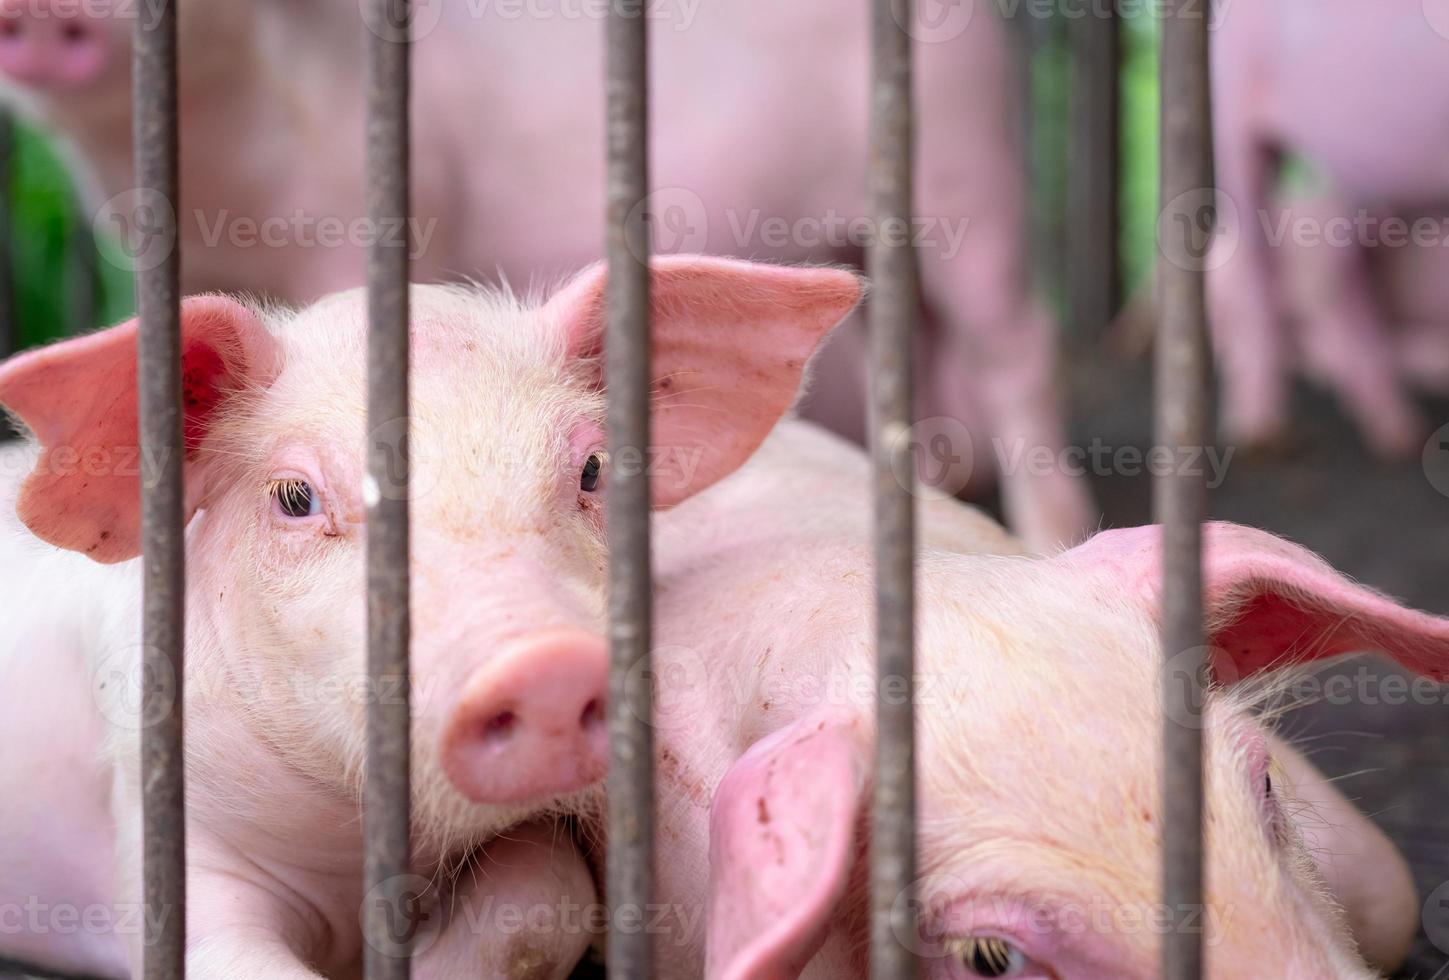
<box><xmin>6</xmin><ymin>116</ymin><xmax>132</xmax><ymax>348</ymax></box>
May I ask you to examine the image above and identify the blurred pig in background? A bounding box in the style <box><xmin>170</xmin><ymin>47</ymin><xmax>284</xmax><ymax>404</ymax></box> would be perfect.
<box><xmin>0</xmin><ymin>0</ymin><xmax>460</xmax><ymax>301</ymax></box>
<box><xmin>0</xmin><ymin>0</ymin><xmax>1095</xmax><ymax>550</ymax></box>
<box><xmin>1208</xmin><ymin>0</ymin><xmax>1449</xmax><ymax>456</ymax></box>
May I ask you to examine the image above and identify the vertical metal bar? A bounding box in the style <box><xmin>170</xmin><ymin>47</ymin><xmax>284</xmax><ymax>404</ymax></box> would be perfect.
<box><xmin>1067</xmin><ymin>1</ymin><xmax>1121</xmax><ymax>345</ymax></box>
<box><xmin>604</xmin><ymin>2</ymin><xmax>653</xmax><ymax>977</ymax></box>
<box><xmin>869</xmin><ymin>0</ymin><xmax>917</xmax><ymax>977</ymax></box>
<box><xmin>1156</xmin><ymin>2</ymin><xmax>1212</xmax><ymax>978</ymax></box>
<box><xmin>0</xmin><ymin>107</ymin><xmax>14</xmax><ymax>362</ymax></box>
<box><xmin>132</xmin><ymin>0</ymin><xmax>185</xmax><ymax>975</ymax></box>
<box><xmin>362</xmin><ymin>0</ymin><xmax>412</xmax><ymax>977</ymax></box>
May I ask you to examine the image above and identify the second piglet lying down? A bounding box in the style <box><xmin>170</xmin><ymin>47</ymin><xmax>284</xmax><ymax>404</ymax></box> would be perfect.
<box><xmin>0</xmin><ymin>257</ymin><xmax>863</xmax><ymax>978</ymax></box>
<box><xmin>635</xmin><ymin>427</ymin><xmax>1433</xmax><ymax>979</ymax></box>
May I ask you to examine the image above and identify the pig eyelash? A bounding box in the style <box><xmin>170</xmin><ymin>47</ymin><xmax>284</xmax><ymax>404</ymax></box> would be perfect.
<box><xmin>944</xmin><ymin>935</ymin><xmax>1035</xmax><ymax>978</ymax></box>
<box><xmin>266</xmin><ymin>478</ymin><xmax>324</xmax><ymax>521</ymax></box>
<box><xmin>1263</xmin><ymin>756</ymin><xmax>1289</xmax><ymax>840</ymax></box>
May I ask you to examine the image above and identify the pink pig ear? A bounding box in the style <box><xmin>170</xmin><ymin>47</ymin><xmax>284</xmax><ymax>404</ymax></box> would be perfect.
<box><xmin>0</xmin><ymin>295</ymin><xmax>279</xmax><ymax>563</ymax></box>
<box><xmin>544</xmin><ymin>255</ymin><xmax>862</xmax><ymax>506</ymax></box>
<box><xmin>705</xmin><ymin>713</ymin><xmax>868</xmax><ymax>980</ymax></box>
<box><xmin>1064</xmin><ymin>521</ymin><xmax>1449</xmax><ymax>682</ymax></box>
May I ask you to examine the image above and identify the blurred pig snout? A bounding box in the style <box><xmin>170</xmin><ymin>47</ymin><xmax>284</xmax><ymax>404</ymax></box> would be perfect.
<box><xmin>0</xmin><ymin>0</ymin><xmax>111</xmax><ymax>89</ymax></box>
<box><xmin>440</xmin><ymin>629</ymin><xmax>609</xmax><ymax>805</ymax></box>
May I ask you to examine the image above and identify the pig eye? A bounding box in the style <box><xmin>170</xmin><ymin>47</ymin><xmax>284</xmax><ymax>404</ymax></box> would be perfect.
<box><xmin>580</xmin><ymin>452</ymin><xmax>605</xmax><ymax>493</ymax></box>
<box><xmin>269</xmin><ymin>478</ymin><xmax>322</xmax><ymax>520</ymax></box>
<box><xmin>949</xmin><ymin>936</ymin><xmax>1030</xmax><ymax>977</ymax></box>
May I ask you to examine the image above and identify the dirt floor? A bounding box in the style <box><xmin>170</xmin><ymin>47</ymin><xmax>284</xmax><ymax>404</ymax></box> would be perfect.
<box><xmin>4</xmin><ymin>363</ymin><xmax>1447</xmax><ymax>979</ymax></box>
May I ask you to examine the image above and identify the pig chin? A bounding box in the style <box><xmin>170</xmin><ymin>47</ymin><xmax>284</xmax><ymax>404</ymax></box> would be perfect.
<box><xmin>407</xmin><ymin>755</ymin><xmax>602</xmax><ymax>865</ymax></box>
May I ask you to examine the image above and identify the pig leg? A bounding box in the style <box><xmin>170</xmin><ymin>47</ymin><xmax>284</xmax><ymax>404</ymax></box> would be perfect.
<box><xmin>413</xmin><ymin>821</ymin><xmax>599</xmax><ymax>980</ymax></box>
<box><xmin>913</xmin><ymin>176</ymin><xmax>1094</xmax><ymax>550</ymax></box>
<box><xmin>917</xmin><ymin>251</ymin><xmax>1091</xmax><ymax>552</ymax></box>
<box><xmin>912</xmin><ymin>21</ymin><xmax>1094</xmax><ymax>553</ymax></box>
<box><xmin>1287</xmin><ymin>205</ymin><xmax>1425</xmax><ymax>457</ymax></box>
<box><xmin>111</xmin><ymin>808</ymin><xmax>335</xmax><ymax>978</ymax></box>
<box><xmin>1209</xmin><ymin>101</ymin><xmax>1292</xmax><ymax>449</ymax></box>
<box><xmin>1271</xmin><ymin>734</ymin><xmax>1417</xmax><ymax>974</ymax></box>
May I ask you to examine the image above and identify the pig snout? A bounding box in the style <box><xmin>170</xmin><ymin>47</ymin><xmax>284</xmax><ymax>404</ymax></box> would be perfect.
<box><xmin>0</xmin><ymin>0</ymin><xmax>110</xmax><ymax>89</ymax></box>
<box><xmin>440</xmin><ymin>629</ymin><xmax>609</xmax><ymax>805</ymax></box>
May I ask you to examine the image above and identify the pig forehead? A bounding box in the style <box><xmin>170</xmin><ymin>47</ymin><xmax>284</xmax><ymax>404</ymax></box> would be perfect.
<box><xmin>265</xmin><ymin>286</ymin><xmax>590</xmax><ymax>440</ymax></box>
<box><xmin>917</xmin><ymin>776</ymin><xmax>1279</xmax><ymax>943</ymax></box>
<box><xmin>281</xmin><ymin>283</ymin><xmax>571</xmax><ymax>378</ymax></box>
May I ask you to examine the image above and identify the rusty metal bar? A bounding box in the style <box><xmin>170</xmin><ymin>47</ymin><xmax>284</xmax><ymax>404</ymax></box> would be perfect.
<box><xmin>132</xmin><ymin>0</ymin><xmax>185</xmax><ymax>975</ymax></box>
<box><xmin>604</xmin><ymin>2</ymin><xmax>654</xmax><ymax>976</ymax></box>
<box><xmin>869</xmin><ymin>0</ymin><xmax>918</xmax><ymax>977</ymax></box>
<box><xmin>362</xmin><ymin>0</ymin><xmax>413</xmax><ymax>976</ymax></box>
<box><xmin>0</xmin><ymin>107</ymin><xmax>14</xmax><ymax>363</ymax></box>
<box><xmin>1067</xmin><ymin>2</ymin><xmax>1121</xmax><ymax>343</ymax></box>
<box><xmin>1156</xmin><ymin>2</ymin><xmax>1213</xmax><ymax>978</ymax></box>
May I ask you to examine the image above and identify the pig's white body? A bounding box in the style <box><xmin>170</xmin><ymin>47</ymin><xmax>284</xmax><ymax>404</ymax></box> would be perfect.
<box><xmin>622</xmin><ymin>425</ymin><xmax>1420</xmax><ymax>978</ymax></box>
<box><xmin>0</xmin><ymin>443</ymin><xmax>134</xmax><ymax>978</ymax></box>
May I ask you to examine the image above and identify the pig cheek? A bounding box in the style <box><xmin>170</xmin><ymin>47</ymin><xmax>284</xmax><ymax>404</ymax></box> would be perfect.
<box><xmin>237</xmin><ymin>518</ymin><xmax>367</xmax><ymax>713</ymax></box>
<box><xmin>564</xmin><ymin>502</ymin><xmax>609</xmax><ymax>605</ymax></box>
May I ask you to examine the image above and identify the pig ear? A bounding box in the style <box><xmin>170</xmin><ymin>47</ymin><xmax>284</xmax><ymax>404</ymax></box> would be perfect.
<box><xmin>0</xmin><ymin>296</ymin><xmax>280</xmax><ymax>563</ymax></box>
<box><xmin>544</xmin><ymin>255</ymin><xmax>862</xmax><ymax>506</ymax></box>
<box><xmin>1063</xmin><ymin>522</ymin><xmax>1449</xmax><ymax>682</ymax></box>
<box><xmin>704</xmin><ymin>713</ymin><xmax>868</xmax><ymax>980</ymax></box>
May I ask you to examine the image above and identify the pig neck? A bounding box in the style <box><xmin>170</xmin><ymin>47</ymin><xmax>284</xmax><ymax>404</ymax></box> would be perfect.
<box><xmin>173</xmin><ymin>571</ymin><xmax>372</xmax><ymax>967</ymax></box>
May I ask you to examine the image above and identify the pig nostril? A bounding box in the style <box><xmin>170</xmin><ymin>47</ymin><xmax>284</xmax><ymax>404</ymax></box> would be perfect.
<box><xmin>61</xmin><ymin>22</ymin><xmax>88</xmax><ymax>44</ymax></box>
<box><xmin>476</xmin><ymin>709</ymin><xmax>518</xmax><ymax>746</ymax></box>
<box><xmin>0</xmin><ymin>20</ymin><xmax>20</xmax><ymax>40</ymax></box>
<box><xmin>579</xmin><ymin>697</ymin><xmax>603</xmax><ymax>733</ymax></box>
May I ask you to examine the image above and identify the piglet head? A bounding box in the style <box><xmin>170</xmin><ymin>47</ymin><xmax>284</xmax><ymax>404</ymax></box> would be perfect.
<box><xmin>703</xmin><ymin>523</ymin><xmax>1447</xmax><ymax>979</ymax></box>
<box><xmin>0</xmin><ymin>256</ymin><xmax>859</xmax><ymax>850</ymax></box>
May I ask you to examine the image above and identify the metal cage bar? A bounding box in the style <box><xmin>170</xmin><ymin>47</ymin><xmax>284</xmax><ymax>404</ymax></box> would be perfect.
<box><xmin>868</xmin><ymin>1</ymin><xmax>918</xmax><ymax>977</ymax></box>
<box><xmin>132</xmin><ymin>1</ymin><xmax>186</xmax><ymax>975</ymax></box>
<box><xmin>1156</xmin><ymin>3</ymin><xmax>1213</xmax><ymax>978</ymax></box>
<box><xmin>604</xmin><ymin>2</ymin><xmax>655</xmax><ymax>977</ymax></box>
<box><xmin>361</xmin><ymin>0</ymin><xmax>414</xmax><ymax>977</ymax></box>
<box><xmin>1067</xmin><ymin>2</ymin><xmax>1121</xmax><ymax>344</ymax></box>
